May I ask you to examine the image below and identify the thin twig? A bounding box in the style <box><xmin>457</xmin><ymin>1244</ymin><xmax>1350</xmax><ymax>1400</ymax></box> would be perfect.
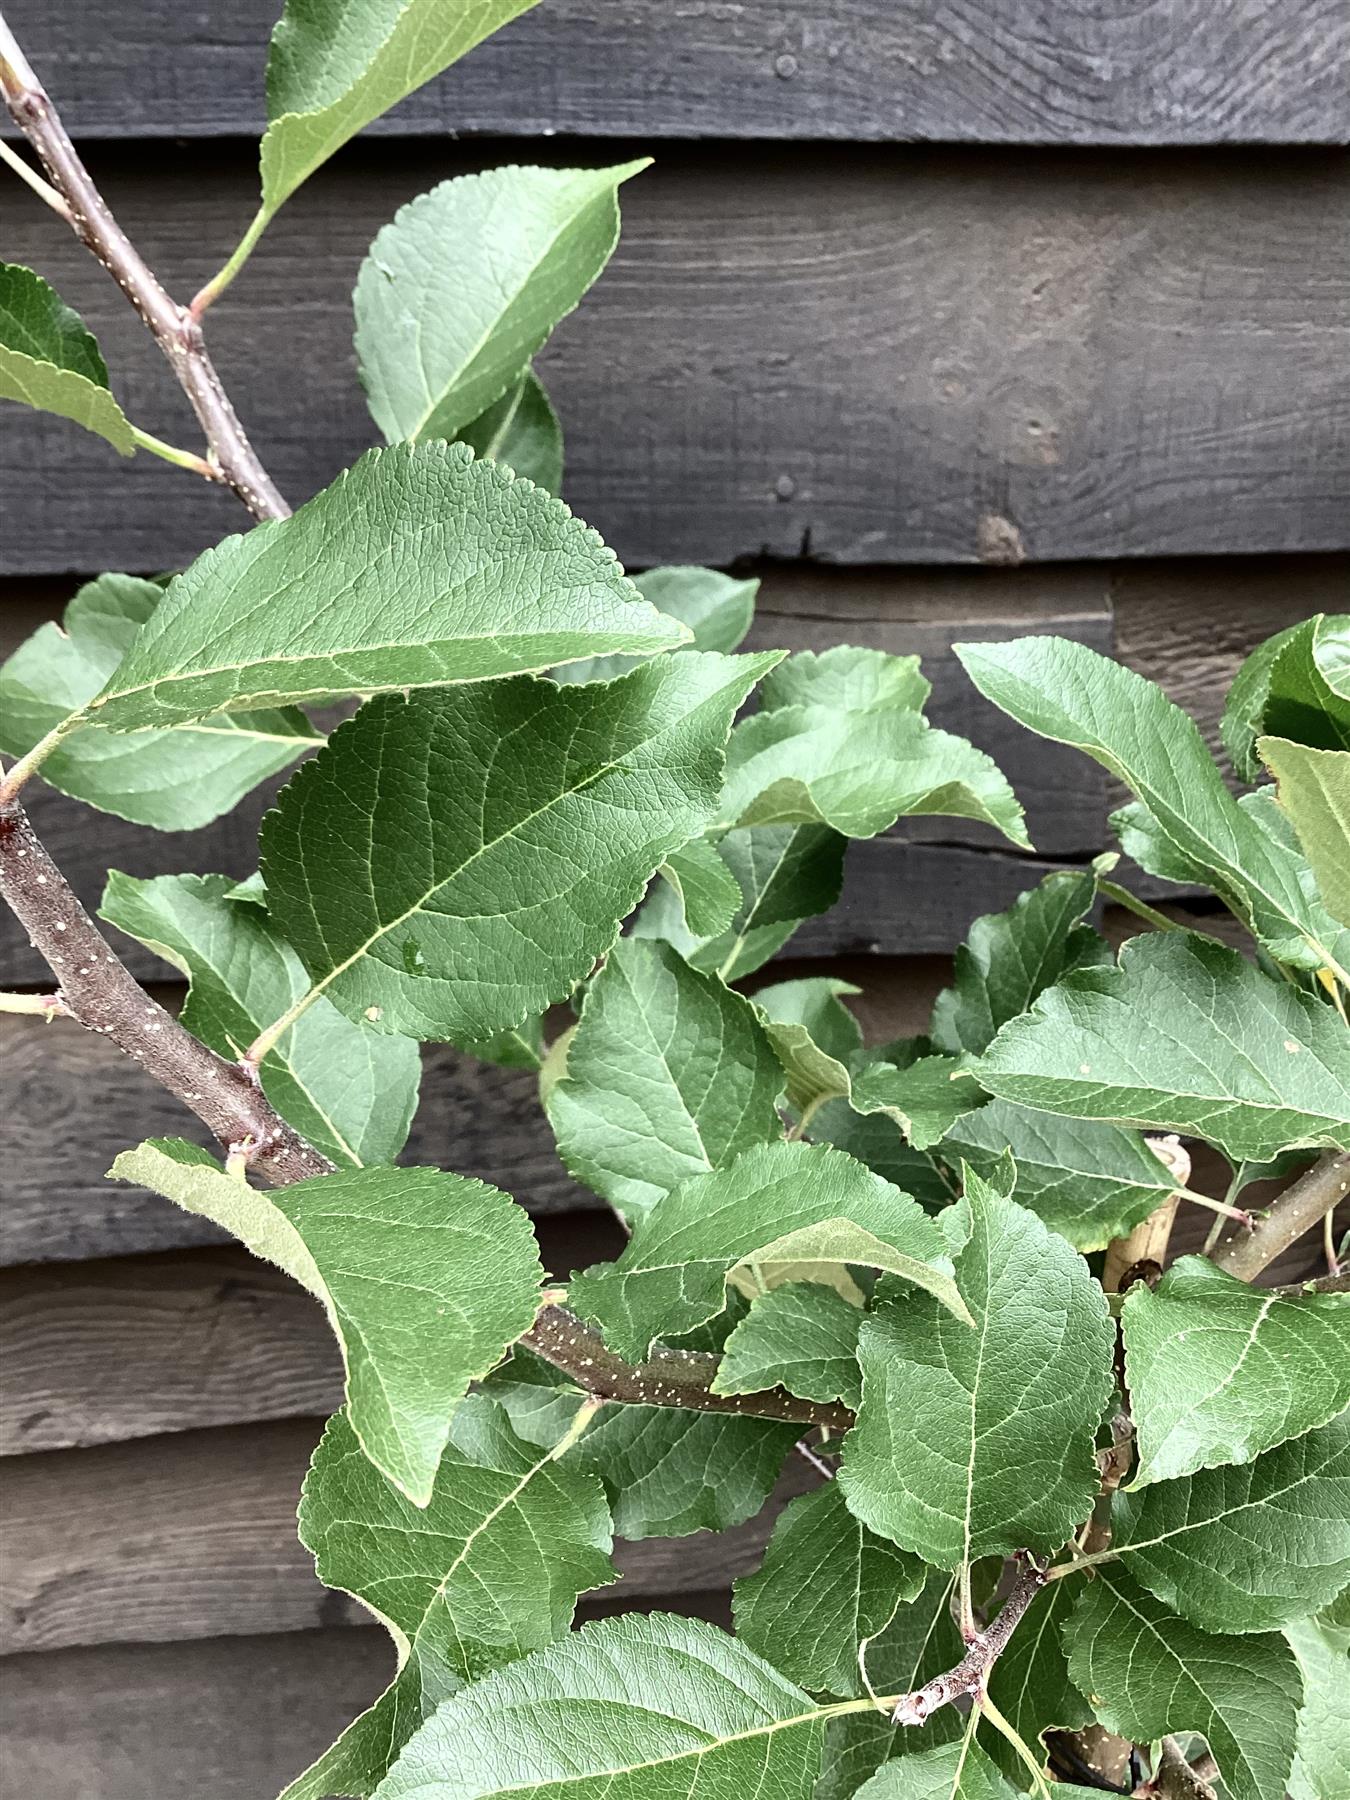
<box><xmin>0</xmin><ymin>987</ymin><xmax>71</xmax><ymax>1018</ymax></box>
<box><xmin>0</xmin><ymin>129</ymin><xmax>69</xmax><ymax>217</ymax></box>
<box><xmin>890</xmin><ymin>1553</ymin><xmax>1047</xmax><ymax>1727</ymax></box>
<box><xmin>0</xmin><ymin>13</ymin><xmax>289</xmax><ymax>522</ymax></box>
<box><xmin>1210</xmin><ymin>1150</ymin><xmax>1350</xmax><ymax>1281</ymax></box>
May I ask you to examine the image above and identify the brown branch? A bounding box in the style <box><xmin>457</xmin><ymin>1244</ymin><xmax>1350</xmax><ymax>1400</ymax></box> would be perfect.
<box><xmin>1155</xmin><ymin>1737</ymin><xmax>1219</xmax><ymax>1800</ymax></box>
<box><xmin>522</xmin><ymin>1305</ymin><xmax>853</xmax><ymax>1430</ymax></box>
<box><xmin>890</xmin><ymin>1553</ymin><xmax>1047</xmax><ymax>1726</ymax></box>
<box><xmin>1210</xmin><ymin>1151</ymin><xmax>1350</xmax><ymax>1282</ymax></box>
<box><xmin>0</xmin><ymin>14</ymin><xmax>289</xmax><ymax>524</ymax></box>
<box><xmin>0</xmin><ymin>806</ymin><xmax>332</xmax><ymax>1185</ymax></box>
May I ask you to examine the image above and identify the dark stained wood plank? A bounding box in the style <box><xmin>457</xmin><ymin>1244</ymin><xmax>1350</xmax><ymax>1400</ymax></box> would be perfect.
<box><xmin>4</xmin><ymin>0</ymin><xmax>1347</xmax><ymax>145</ymax></box>
<box><xmin>0</xmin><ymin>571</ymin><xmax>1111</xmax><ymax>982</ymax></box>
<box><xmin>0</xmin><ymin>1415</ymin><xmax>815</xmax><ymax>1653</ymax></box>
<box><xmin>3</xmin><ymin>143</ymin><xmax>1347</xmax><ymax>575</ymax></box>
<box><xmin>0</xmin><ymin>955</ymin><xmax>946</xmax><ymax>1266</ymax></box>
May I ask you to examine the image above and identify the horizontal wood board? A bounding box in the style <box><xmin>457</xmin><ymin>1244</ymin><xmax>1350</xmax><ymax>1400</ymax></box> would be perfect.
<box><xmin>4</xmin><ymin>144</ymin><xmax>1348</xmax><ymax>573</ymax></box>
<box><xmin>0</xmin><ymin>1413</ymin><xmax>815</xmax><ymax>1654</ymax></box>
<box><xmin>4</xmin><ymin>0</ymin><xmax>1347</xmax><ymax>145</ymax></box>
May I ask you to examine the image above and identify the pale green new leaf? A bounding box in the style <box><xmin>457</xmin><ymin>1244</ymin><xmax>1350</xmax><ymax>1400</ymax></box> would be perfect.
<box><xmin>975</xmin><ymin>931</ymin><xmax>1350</xmax><ymax>1163</ymax></box>
<box><xmin>758</xmin><ymin>646</ymin><xmax>930</xmax><ymax>717</ymax></box>
<box><xmin>735</xmin><ymin>1483</ymin><xmax>926</xmax><ymax>1698</ymax></box>
<box><xmin>1313</xmin><ymin>615</ymin><xmax>1350</xmax><ymax>704</ymax></box>
<box><xmin>718</xmin><ymin>703</ymin><xmax>1029</xmax><ymax>847</ymax></box>
<box><xmin>1122</xmin><ymin>1255</ymin><xmax>1350</xmax><ymax>1485</ymax></box>
<box><xmin>262</xmin><ymin>651</ymin><xmax>777</xmax><ymax>1041</ymax></box>
<box><xmin>753</xmin><ymin>976</ymin><xmax>862</xmax><ymax>1116</ymax></box>
<box><xmin>554</xmin><ymin>567</ymin><xmax>760</xmax><ymax>686</ymax></box>
<box><xmin>714</xmin><ymin>1281</ymin><xmax>863</xmax><ymax>1408</ymax></box>
<box><xmin>101</xmin><ymin>872</ymin><xmax>419</xmax><ymax>1169</ymax></box>
<box><xmin>0</xmin><ymin>574</ymin><xmax>320</xmax><ymax>829</ymax></box>
<box><xmin>568</xmin><ymin>1140</ymin><xmax>965</xmax><ymax>1362</ymax></box>
<box><xmin>1062</xmin><ymin>1567</ymin><xmax>1301</xmax><ymax>1800</ymax></box>
<box><xmin>1110</xmin><ymin>1415</ymin><xmax>1350</xmax><ymax>1633</ymax></box>
<box><xmin>815</xmin><ymin>1574</ymin><xmax>964</xmax><ymax>1800</ymax></box>
<box><xmin>281</xmin><ymin>1399</ymin><xmax>614</xmax><ymax>1800</ymax></box>
<box><xmin>980</xmin><ymin>1581</ymin><xmax>1093</xmax><ymax>1782</ymax></box>
<box><xmin>261</xmin><ymin>0</ymin><xmax>540</xmax><ymax>218</ymax></box>
<box><xmin>1287</xmin><ymin>1617</ymin><xmax>1350</xmax><ymax>1800</ymax></box>
<box><xmin>455</xmin><ymin>368</ymin><xmax>562</xmax><ymax>494</ymax></box>
<box><xmin>840</xmin><ymin>1174</ymin><xmax>1114</xmax><ymax>1568</ymax></box>
<box><xmin>941</xmin><ymin>1102</ymin><xmax>1178</xmax><ymax>1252</ymax></box>
<box><xmin>89</xmin><ymin>443</ymin><xmax>688</xmax><ymax>729</ymax></box>
<box><xmin>0</xmin><ymin>262</ymin><xmax>134</xmax><ymax>454</ymax></box>
<box><xmin>356</xmin><ymin>161</ymin><xmax>646</xmax><ymax>445</ymax></box>
<box><xmin>546</xmin><ymin>937</ymin><xmax>784</xmax><ymax>1222</ymax></box>
<box><xmin>1260</xmin><ymin>737</ymin><xmax>1350</xmax><ymax>931</ymax></box>
<box><xmin>108</xmin><ymin>1141</ymin><xmax>543</xmax><ymax>1505</ymax></box>
<box><xmin>956</xmin><ymin>635</ymin><xmax>1340</xmax><ymax>973</ymax></box>
<box><xmin>1219</xmin><ymin>615</ymin><xmax>1350</xmax><ymax>783</ymax></box>
<box><xmin>656</xmin><ymin>837</ymin><xmax>742</xmax><ymax>939</ymax></box>
<box><xmin>371</xmin><ymin>1612</ymin><xmax>825</xmax><ymax>1800</ymax></box>
<box><xmin>1223</xmin><ymin>623</ymin><xmax>1304</xmax><ymax>782</ymax></box>
<box><xmin>929</xmin><ymin>871</ymin><xmax>1109</xmax><ymax>1057</ymax></box>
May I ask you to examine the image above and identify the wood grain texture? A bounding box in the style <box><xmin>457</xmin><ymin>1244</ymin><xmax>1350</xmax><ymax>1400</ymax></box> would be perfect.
<box><xmin>3</xmin><ymin>143</ymin><xmax>1347</xmax><ymax>574</ymax></box>
<box><xmin>0</xmin><ymin>1414</ymin><xmax>814</xmax><ymax>1653</ymax></box>
<box><xmin>4</xmin><ymin>0</ymin><xmax>1347</xmax><ymax>145</ymax></box>
<box><xmin>0</xmin><ymin>955</ymin><xmax>946</xmax><ymax>1266</ymax></box>
<box><xmin>0</xmin><ymin>570</ymin><xmax>1111</xmax><ymax>983</ymax></box>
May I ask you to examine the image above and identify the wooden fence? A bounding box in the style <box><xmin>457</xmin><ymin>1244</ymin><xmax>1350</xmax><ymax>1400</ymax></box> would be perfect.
<box><xmin>2</xmin><ymin>2</ymin><xmax>1347</xmax><ymax>1793</ymax></box>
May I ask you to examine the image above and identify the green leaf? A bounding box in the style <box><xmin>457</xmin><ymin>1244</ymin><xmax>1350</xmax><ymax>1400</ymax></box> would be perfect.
<box><xmin>1260</xmin><ymin>737</ymin><xmax>1350</xmax><ymax>932</ymax></box>
<box><xmin>0</xmin><ymin>262</ymin><xmax>134</xmax><ymax>454</ymax></box>
<box><xmin>261</xmin><ymin>0</ymin><xmax>541</xmax><ymax>218</ymax></box>
<box><xmin>810</xmin><ymin>1101</ymin><xmax>954</xmax><ymax>1212</ymax></box>
<box><xmin>356</xmin><ymin>162</ymin><xmax>646</xmax><ymax>446</ymax></box>
<box><xmin>855</xmin><ymin>1740</ymin><xmax>1091</xmax><ymax>1800</ymax></box>
<box><xmin>941</xmin><ymin>1102</ymin><xmax>1178</xmax><ymax>1252</ymax></box>
<box><xmin>815</xmin><ymin>1574</ymin><xmax>964</xmax><ymax>1800</ymax></box>
<box><xmin>656</xmin><ymin>837</ymin><xmax>743</xmax><ymax>939</ymax></box>
<box><xmin>573</xmin><ymin>1406</ymin><xmax>798</xmax><ymax>1540</ymax></box>
<box><xmin>101</xmin><ymin>873</ymin><xmax>420</xmax><ymax>1169</ymax></box>
<box><xmin>554</xmin><ymin>566</ymin><xmax>760</xmax><ymax>687</ymax></box>
<box><xmin>370</xmin><ymin>1612</ymin><xmax>826</xmax><ymax>1800</ymax></box>
<box><xmin>956</xmin><ymin>635</ymin><xmax>1340</xmax><ymax>973</ymax></box>
<box><xmin>849</xmin><ymin>1056</ymin><xmax>986</xmax><ymax>1152</ymax></box>
<box><xmin>1313</xmin><ymin>615</ymin><xmax>1350</xmax><ymax>704</ymax></box>
<box><xmin>281</xmin><ymin>1399</ymin><xmax>614</xmax><ymax>1800</ymax></box>
<box><xmin>980</xmin><ymin>1581</ymin><xmax>1093</xmax><ymax>1782</ymax></box>
<box><xmin>718</xmin><ymin>693</ymin><xmax>1029</xmax><ymax>848</ymax></box>
<box><xmin>1122</xmin><ymin>1255</ymin><xmax>1350</xmax><ymax>1486</ymax></box>
<box><xmin>89</xmin><ymin>443</ymin><xmax>688</xmax><ymax>729</ymax></box>
<box><xmin>753</xmin><ymin>976</ymin><xmax>863</xmax><ymax>1116</ymax></box>
<box><xmin>929</xmin><ymin>872</ymin><xmax>1108</xmax><ymax>1058</ymax></box>
<box><xmin>1062</xmin><ymin>1567</ymin><xmax>1301</xmax><ymax>1800</ymax></box>
<box><xmin>455</xmin><ymin>368</ymin><xmax>562</xmax><ymax>495</ymax></box>
<box><xmin>839</xmin><ymin>1173</ymin><xmax>1113</xmax><ymax>1568</ymax></box>
<box><xmin>759</xmin><ymin>646</ymin><xmax>930</xmax><ymax>717</ymax></box>
<box><xmin>1109</xmin><ymin>1415</ymin><xmax>1350</xmax><ymax>1633</ymax></box>
<box><xmin>545</xmin><ymin>937</ymin><xmax>785</xmax><ymax>1223</ymax></box>
<box><xmin>0</xmin><ymin>574</ymin><xmax>320</xmax><ymax>829</ymax></box>
<box><xmin>735</xmin><ymin>1483</ymin><xmax>926</xmax><ymax>1698</ymax></box>
<box><xmin>107</xmin><ymin>1141</ymin><xmax>542</xmax><ymax>1504</ymax></box>
<box><xmin>714</xmin><ymin>1281</ymin><xmax>863</xmax><ymax>1408</ymax></box>
<box><xmin>637</xmin><ymin>823</ymin><xmax>847</xmax><ymax>982</ymax></box>
<box><xmin>1222</xmin><ymin>622</ymin><xmax>1307</xmax><ymax>782</ymax></box>
<box><xmin>1287</xmin><ymin>1617</ymin><xmax>1350</xmax><ymax>1800</ymax></box>
<box><xmin>975</xmin><ymin>931</ymin><xmax>1350</xmax><ymax>1163</ymax></box>
<box><xmin>1263</xmin><ymin>615</ymin><xmax>1350</xmax><ymax>753</ymax></box>
<box><xmin>569</xmin><ymin>1140</ymin><xmax>966</xmax><ymax>1362</ymax></box>
<box><xmin>480</xmin><ymin>1353</ymin><xmax>800</xmax><ymax>1540</ymax></box>
<box><xmin>262</xmin><ymin>650</ymin><xmax>777</xmax><ymax>1042</ymax></box>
